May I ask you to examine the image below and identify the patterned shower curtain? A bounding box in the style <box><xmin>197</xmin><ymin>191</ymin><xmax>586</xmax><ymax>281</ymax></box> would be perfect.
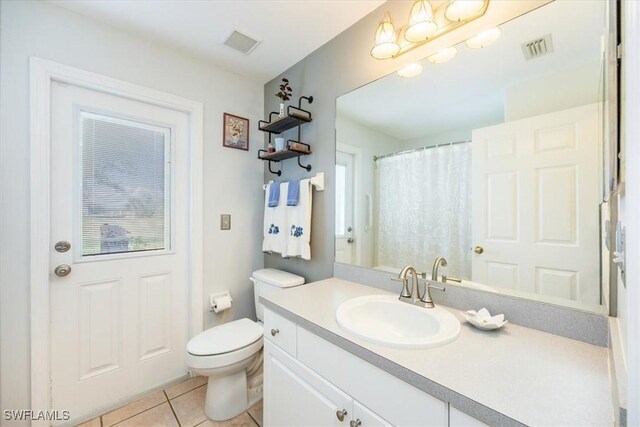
<box><xmin>375</xmin><ymin>143</ymin><xmax>472</xmax><ymax>279</ymax></box>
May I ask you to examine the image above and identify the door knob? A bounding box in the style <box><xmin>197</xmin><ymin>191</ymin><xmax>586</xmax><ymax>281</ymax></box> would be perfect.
<box><xmin>474</xmin><ymin>246</ymin><xmax>484</xmax><ymax>254</ymax></box>
<box><xmin>54</xmin><ymin>264</ymin><xmax>72</xmax><ymax>277</ymax></box>
<box><xmin>350</xmin><ymin>419</ymin><xmax>362</xmax><ymax>427</ymax></box>
<box><xmin>347</xmin><ymin>238</ymin><xmax>354</xmax><ymax>244</ymax></box>
<box><xmin>270</xmin><ymin>328</ymin><xmax>279</xmax><ymax>336</ymax></box>
<box><xmin>336</xmin><ymin>409</ymin><xmax>348</xmax><ymax>422</ymax></box>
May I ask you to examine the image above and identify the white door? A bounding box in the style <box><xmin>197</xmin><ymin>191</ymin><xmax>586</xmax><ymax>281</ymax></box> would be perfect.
<box><xmin>264</xmin><ymin>341</ymin><xmax>353</xmax><ymax>427</ymax></box>
<box><xmin>471</xmin><ymin>103</ymin><xmax>600</xmax><ymax>305</ymax></box>
<box><xmin>335</xmin><ymin>151</ymin><xmax>355</xmax><ymax>263</ymax></box>
<box><xmin>50</xmin><ymin>82</ymin><xmax>191</xmax><ymax>421</ymax></box>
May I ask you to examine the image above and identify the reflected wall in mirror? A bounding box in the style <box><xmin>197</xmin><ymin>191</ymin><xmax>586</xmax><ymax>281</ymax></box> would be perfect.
<box><xmin>335</xmin><ymin>0</ymin><xmax>611</xmax><ymax>312</ymax></box>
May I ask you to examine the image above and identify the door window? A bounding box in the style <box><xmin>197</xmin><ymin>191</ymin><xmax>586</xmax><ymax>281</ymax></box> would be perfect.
<box><xmin>80</xmin><ymin>112</ymin><xmax>171</xmax><ymax>257</ymax></box>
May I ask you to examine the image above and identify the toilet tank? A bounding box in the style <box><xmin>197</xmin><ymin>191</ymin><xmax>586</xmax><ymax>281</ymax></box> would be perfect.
<box><xmin>252</xmin><ymin>268</ymin><xmax>305</xmax><ymax>322</ymax></box>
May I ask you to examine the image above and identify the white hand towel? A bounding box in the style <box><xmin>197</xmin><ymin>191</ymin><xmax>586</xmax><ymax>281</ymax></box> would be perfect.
<box><xmin>262</xmin><ymin>182</ymin><xmax>287</xmax><ymax>254</ymax></box>
<box><xmin>284</xmin><ymin>179</ymin><xmax>312</xmax><ymax>260</ymax></box>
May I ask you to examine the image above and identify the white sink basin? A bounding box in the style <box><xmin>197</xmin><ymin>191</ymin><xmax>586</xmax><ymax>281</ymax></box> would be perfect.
<box><xmin>335</xmin><ymin>295</ymin><xmax>460</xmax><ymax>349</ymax></box>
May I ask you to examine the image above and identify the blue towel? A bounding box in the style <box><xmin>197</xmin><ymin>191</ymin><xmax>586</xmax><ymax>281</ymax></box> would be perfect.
<box><xmin>287</xmin><ymin>179</ymin><xmax>300</xmax><ymax>206</ymax></box>
<box><xmin>268</xmin><ymin>182</ymin><xmax>280</xmax><ymax>207</ymax></box>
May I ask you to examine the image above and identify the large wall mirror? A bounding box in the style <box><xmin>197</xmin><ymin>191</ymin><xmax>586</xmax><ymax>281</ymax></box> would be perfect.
<box><xmin>335</xmin><ymin>0</ymin><xmax>613</xmax><ymax>313</ymax></box>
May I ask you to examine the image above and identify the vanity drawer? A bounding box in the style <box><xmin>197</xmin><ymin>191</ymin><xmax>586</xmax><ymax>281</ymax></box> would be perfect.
<box><xmin>263</xmin><ymin>308</ymin><xmax>297</xmax><ymax>357</ymax></box>
<box><xmin>298</xmin><ymin>327</ymin><xmax>447</xmax><ymax>426</ymax></box>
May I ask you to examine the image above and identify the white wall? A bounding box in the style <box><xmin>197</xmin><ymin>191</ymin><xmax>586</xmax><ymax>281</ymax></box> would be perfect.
<box><xmin>620</xmin><ymin>2</ymin><xmax>640</xmax><ymax>423</ymax></box>
<box><xmin>336</xmin><ymin>116</ymin><xmax>403</xmax><ymax>267</ymax></box>
<box><xmin>0</xmin><ymin>1</ymin><xmax>264</xmax><ymax>418</ymax></box>
<box><xmin>505</xmin><ymin>61</ymin><xmax>602</xmax><ymax>121</ymax></box>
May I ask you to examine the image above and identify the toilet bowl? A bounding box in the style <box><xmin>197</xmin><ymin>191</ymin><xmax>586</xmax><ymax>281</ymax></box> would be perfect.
<box><xmin>186</xmin><ymin>318</ymin><xmax>263</xmax><ymax>420</ymax></box>
<box><xmin>185</xmin><ymin>269</ymin><xmax>305</xmax><ymax>421</ymax></box>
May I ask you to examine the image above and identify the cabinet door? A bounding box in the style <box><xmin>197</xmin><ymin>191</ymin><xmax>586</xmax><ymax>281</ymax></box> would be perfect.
<box><xmin>449</xmin><ymin>406</ymin><xmax>489</xmax><ymax>427</ymax></box>
<box><xmin>352</xmin><ymin>401</ymin><xmax>392</xmax><ymax>427</ymax></box>
<box><xmin>264</xmin><ymin>340</ymin><xmax>353</xmax><ymax>427</ymax></box>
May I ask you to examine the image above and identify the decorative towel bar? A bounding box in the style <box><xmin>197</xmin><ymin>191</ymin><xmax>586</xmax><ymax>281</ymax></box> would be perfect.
<box><xmin>262</xmin><ymin>172</ymin><xmax>325</xmax><ymax>192</ymax></box>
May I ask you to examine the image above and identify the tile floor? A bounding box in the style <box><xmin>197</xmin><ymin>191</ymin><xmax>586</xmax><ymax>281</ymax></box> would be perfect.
<box><xmin>76</xmin><ymin>377</ymin><xmax>263</xmax><ymax>427</ymax></box>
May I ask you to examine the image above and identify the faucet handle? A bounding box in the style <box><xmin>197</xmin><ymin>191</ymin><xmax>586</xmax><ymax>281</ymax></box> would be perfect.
<box><xmin>391</xmin><ymin>277</ymin><xmax>411</xmax><ymax>298</ymax></box>
<box><xmin>441</xmin><ymin>275</ymin><xmax>461</xmax><ymax>284</ymax></box>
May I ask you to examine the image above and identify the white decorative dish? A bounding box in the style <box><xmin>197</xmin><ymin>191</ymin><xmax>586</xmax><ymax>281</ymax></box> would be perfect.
<box><xmin>462</xmin><ymin>308</ymin><xmax>508</xmax><ymax>330</ymax></box>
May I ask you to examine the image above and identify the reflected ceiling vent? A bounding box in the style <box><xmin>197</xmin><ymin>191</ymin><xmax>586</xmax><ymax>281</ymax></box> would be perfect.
<box><xmin>223</xmin><ymin>30</ymin><xmax>261</xmax><ymax>55</ymax></box>
<box><xmin>521</xmin><ymin>34</ymin><xmax>553</xmax><ymax>60</ymax></box>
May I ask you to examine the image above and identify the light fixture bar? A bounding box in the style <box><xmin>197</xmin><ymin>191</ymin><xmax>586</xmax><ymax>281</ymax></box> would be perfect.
<box><xmin>373</xmin><ymin>0</ymin><xmax>490</xmax><ymax>60</ymax></box>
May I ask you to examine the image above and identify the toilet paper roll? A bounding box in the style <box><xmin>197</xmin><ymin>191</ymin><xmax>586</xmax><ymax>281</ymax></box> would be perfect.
<box><xmin>212</xmin><ymin>294</ymin><xmax>232</xmax><ymax>313</ymax></box>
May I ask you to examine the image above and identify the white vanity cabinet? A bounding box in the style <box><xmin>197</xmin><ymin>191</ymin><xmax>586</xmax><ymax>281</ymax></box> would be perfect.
<box><xmin>449</xmin><ymin>407</ymin><xmax>489</xmax><ymax>427</ymax></box>
<box><xmin>264</xmin><ymin>340</ymin><xmax>392</xmax><ymax>427</ymax></box>
<box><xmin>264</xmin><ymin>340</ymin><xmax>353</xmax><ymax>426</ymax></box>
<box><xmin>263</xmin><ymin>308</ymin><xmax>453</xmax><ymax>427</ymax></box>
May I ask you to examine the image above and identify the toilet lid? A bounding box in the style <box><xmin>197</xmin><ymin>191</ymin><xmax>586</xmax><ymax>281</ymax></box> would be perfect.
<box><xmin>187</xmin><ymin>318</ymin><xmax>263</xmax><ymax>356</ymax></box>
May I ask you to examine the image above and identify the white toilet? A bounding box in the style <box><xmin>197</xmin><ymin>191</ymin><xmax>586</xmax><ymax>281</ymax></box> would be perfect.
<box><xmin>185</xmin><ymin>268</ymin><xmax>305</xmax><ymax>421</ymax></box>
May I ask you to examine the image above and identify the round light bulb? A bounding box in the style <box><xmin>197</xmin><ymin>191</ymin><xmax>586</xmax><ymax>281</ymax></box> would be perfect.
<box><xmin>371</xmin><ymin>42</ymin><xmax>401</xmax><ymax>60</ymax></box>
<box><xmin>397</xmin><ymin>63</ymin><xmax>424</xmax><ymax>78</ymax></box>
<box><xmin>427</xmin><ymin>47</ymin><xmax>458</xmax><ymax>64</ymax></box>
<box><xmin>405</xmin><ymin>0</ymin><xmax>438</xmax><ymax>42</ymax></box>
<box><xmin>445</xmin><ymin>0</ymin><xmax>486</xmax><ymax>22</ymax></box>
<box><xmin>465</xmin><ymin>27</ymin><xmax>501</xmax><ymax>49</ymax></box>
<box><xmin>371</xmin><ymin>12</ymin><xmax>401</xmax><ymax>60</ymax></box>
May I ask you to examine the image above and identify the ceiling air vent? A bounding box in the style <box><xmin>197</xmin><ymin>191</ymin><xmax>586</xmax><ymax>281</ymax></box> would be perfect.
<box><xmin>223</xmin><ymin>30</ymin><xmax>261</xmax><ymax>55</ymax></box>
<box><xmin>521</xmin><ymin>34</ymin><xmax>553</xmax><ymax>60</ymax></box>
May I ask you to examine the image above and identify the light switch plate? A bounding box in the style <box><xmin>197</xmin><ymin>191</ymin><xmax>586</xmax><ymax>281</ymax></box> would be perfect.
<box><xmin>220</xmin><ymin>214</ymin><xmax>231</xmax><ymax>230</ymax></box>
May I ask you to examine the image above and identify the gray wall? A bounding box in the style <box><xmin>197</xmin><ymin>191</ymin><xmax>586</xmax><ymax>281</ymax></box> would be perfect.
<box><xmin>263</xmin><ymin>1</ymin><xmax>419</xmax><ymax>281</ymax></box>
<box><xmin>0</xmin><ymin>1</ymin><xmax>264</xmax><ymax>418</ymax></box>
<box><xmin>263</xmin><ymin>1</ymin><xmax>546</xmax><ymax>282</ymax></box>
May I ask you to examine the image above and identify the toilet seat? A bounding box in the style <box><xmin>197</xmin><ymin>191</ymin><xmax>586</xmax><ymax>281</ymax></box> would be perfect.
<box><xmin>186</xmin><ymin>319</ymin><xmax>264</xmax><ymax>370</ymax></box>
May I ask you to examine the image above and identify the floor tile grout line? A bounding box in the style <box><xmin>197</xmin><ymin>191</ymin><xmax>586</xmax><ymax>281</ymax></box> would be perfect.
<box><xmin>247</xmin><ymin>409</ymin><xmax>260</xmax><ymax>427</ymax></box>
<box><xmin>105</xmin><ymin>399</ymin><xmax>168</xmax><ymax>427</ymax></box>
<box><xmin>164</xmin><ymin>390</ymin><xmax>182</xmax><ymax>427</ymax></box>
<box><xmin>165</xmin><ymin>379</ymin><xmax>207</xmax><ymax>401</ymax></box>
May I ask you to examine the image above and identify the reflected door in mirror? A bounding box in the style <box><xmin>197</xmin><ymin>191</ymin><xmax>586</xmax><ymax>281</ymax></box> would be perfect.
<box><xmin>471</xmin><ymin>103</ymin><xmax>600</xmax><ymax>305</ymax></box>
<box><xmin>336</xmin><ymin>151</ymin><xmax>355</xmax><ymax>263</ymax></box>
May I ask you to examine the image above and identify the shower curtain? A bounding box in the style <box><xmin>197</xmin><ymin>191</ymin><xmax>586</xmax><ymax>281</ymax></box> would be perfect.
<box><xmin>375</xmin><ymin>143</ymin><xmax>472</xmax><ymax>279</ymax></box>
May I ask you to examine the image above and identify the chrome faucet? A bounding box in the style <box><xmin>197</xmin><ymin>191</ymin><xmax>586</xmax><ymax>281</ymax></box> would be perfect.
<box><xmin>431</xmin><ymin>256</ymin><xmax>447</xmax><ymax>281</ymax></box>
<box><xmin>430</xmin><ymin>256</ymin><xmax>462</xmax><ymax>284</ymax></box>
<box><xmin>392</xmin><ymin>264</ymin><xmax>445</xmax><ymax>309</ymax></box>
<box><xmin>415</xmin><ymin>257</ymin><xmax>451</xmax><ymax>309</ymax></box>
<box><xmin>394</xmin><ymin>265</ymin><xmax>420</xmax><ymax>303</ymax></box>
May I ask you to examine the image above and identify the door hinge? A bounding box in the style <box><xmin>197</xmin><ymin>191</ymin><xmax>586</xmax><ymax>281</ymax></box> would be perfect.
<box><xmin>617</xmin><ymin>43</ymin><xmax>622</xmax><ymax>60</ymax></box>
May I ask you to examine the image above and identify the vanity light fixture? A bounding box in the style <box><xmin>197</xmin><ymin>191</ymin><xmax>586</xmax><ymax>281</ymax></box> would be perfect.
<box><xmin>370</xmin><ymin>0</ymin><xmax>489</xmax><ymax>60</ymax></box>
<box><xmin>397</xmin><ymin>62</ymin><xmax>424</xmax><ymax>78</ymax></box>
<box><xmin>370</xmin><ymin>12</ymin><xmax>401</xmax><ymax>60</ymax></box>
<box><xmin>405</xmin><ymin>0</ymin><xmax>438</xmax><ymax>42</ymax></box>
<box><xmin>427</xmin><ymin>47</ymin><xmax>458</xmax><ymax>64</ymax></box>
<box><xmin>465</xmin><ymin>27</ymin><xmax>502</xmax><ymax>48</ymax></box>
<box><xmin>445</xmin><ymin>0</ymin><xmax>486</xmax><ymax>22</ymax></box>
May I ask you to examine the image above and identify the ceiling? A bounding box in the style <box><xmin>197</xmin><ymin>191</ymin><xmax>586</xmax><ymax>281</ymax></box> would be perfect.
<box><xmin>49</xmin><ymin>0</ymin><xmax>385</xmax><ymax>83</ymax></box>
<box><xmin>337</xmin><ymin>0</ymin><xmax>606</xmax><ymax>140</ymax></box>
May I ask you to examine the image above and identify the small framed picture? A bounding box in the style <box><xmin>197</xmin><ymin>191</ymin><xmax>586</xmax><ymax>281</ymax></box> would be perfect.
<box><xmin>223</xmin><ymin>113</ymin><xmax>250</xmax><ymax>151</ymax></box>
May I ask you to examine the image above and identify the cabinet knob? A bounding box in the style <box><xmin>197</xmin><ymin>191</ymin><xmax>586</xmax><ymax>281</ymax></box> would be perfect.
<box><xmin>350</xmin><ymin>419</ymin><xmax>362</xmax><ymax>427</ymax></box>
<box><xmin>336</xmin><ymin>409</ymin><xmax>348</xmax><ymax>422</ymax></box>
<box><xmin>270</xmin><ymin>328</ymin><xmax>280</xmax><ymax>337</ymax></box>
<box><xmin>473</xmin><ymin>246</ymin><xmax>484</xmax><ymax>254</ymax></box>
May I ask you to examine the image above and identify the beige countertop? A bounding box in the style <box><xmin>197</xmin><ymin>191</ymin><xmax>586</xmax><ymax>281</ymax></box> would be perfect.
<box><xmin>262</xmin><ymin>278</ymin><xmax>613</xmax><ymax>427</ymax></box>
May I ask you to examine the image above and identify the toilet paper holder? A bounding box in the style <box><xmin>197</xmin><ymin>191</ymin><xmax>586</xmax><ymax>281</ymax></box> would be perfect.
<box><xmin>209</xmin><ymin>291</ymin><xmax>233</xmax><ymax>312</ymax></box>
